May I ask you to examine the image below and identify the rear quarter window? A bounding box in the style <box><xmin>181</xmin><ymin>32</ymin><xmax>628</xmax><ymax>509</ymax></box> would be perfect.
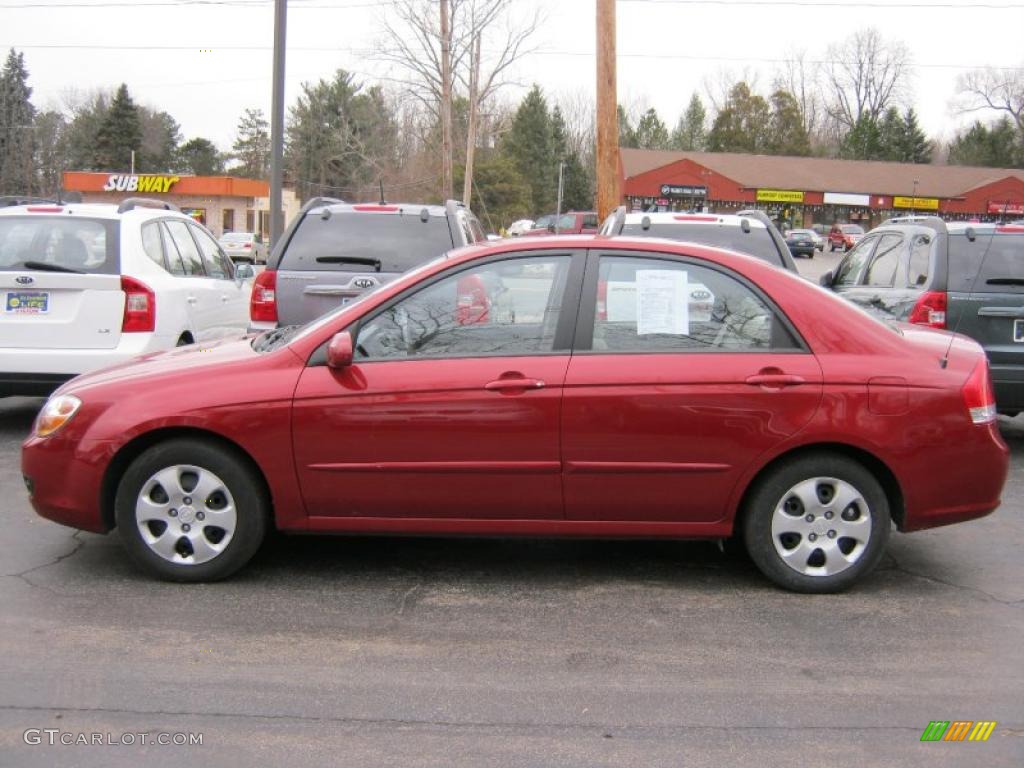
<box><xmin>948</xmin><ymin>232</ymin><xmax>1024</xmax><ymax>294</ymax></box>
<box><xmin>280</xmin><ymin>212</ymin><xmax>455</xmax><ymax>273</ymax></box>
<box><xmin>0</xmin><ymin>216</ymin><xmax>119</xmax><ymax>274</ymax></box>
<box><xmin>622</xmin><ymin>223</ymin><xmax>785</xmax><ymax>267</ymax></box>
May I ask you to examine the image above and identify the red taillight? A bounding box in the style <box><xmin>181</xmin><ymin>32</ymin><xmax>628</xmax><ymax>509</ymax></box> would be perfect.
<box><xmin>120</xmin><ymin>275</ymin><xmax>155</xmax><ymax>332</ymax></box>
<box><xmin>243</xmin><ymin>242</ymin><xmax>252</xmax><ymax>248</ymax></box>
<box><xmin>962</xmin><ymin>362</ymin><xmax>997</xmax><ymax>424</ymax></box>
<box><xmin>250</xmin><ymin>270</ymin><xmax>278</xmax><ymax>323</ymax></box>
<box><xmin>907</xmin><ymin>290</ymin><xmax>947</xmax><ymax>329</ymax></box>
<box><xmin>353</xmin><ymin>205</ymin><xmax>399</xmax><ymax>212</ymax></box>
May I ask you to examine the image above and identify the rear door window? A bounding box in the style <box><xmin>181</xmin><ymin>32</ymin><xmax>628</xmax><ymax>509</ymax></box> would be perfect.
<box><xmin>280</xmin><ymin>212</ymin><xmax>455</xmax><ymax>273</ymax></box>
<box><xmin>0</xmin><ymin>216</ymin><xmax>118</xmax><ymax>274</ymax></box>
<box><xmin>948</xmin><ymin>230</ymin><xmax>1024</xmax><ymax>294</ymax></box>
<box><xmin>864</xmin><ymin>234</ymin><xmax>902</xmax><ymax>287</ymax></box>
<box><xmin>164</xmin><ymin>220</ymin><xmax>205</xmax><ymax>276</ymax></box>
<box><xmin>192</xmin><ymin>224</ymin><xmax>234</xmax><ymax>279</ymax></box>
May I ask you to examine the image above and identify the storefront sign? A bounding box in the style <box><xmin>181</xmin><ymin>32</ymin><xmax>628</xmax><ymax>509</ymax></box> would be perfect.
<box><xmin>103</xmin><ymin>174</ymin><xmax>180</xmax><ymax>193</ymax></box>
<box><xmin>988</xmin><ymin>200</ymin><xmax>1024</xmax><ymax>215</ymax></box>
<box><xmin>756</xmin><ymin>189</ymin><xmax>804</xmax><ymax>204</ymax></box>
<box><xmin>893</xmin><ymin>196</ymin><xmax>939</xmax><ymax>211</ymax></box>
<box><xmin>660</xmin><ymin>184</ymin><xmax>707</xmax><ymax>198</ymax></box>
<box><xmin>823</xmin><ymin>192</ymin><xmax>870</xmax><ymax>207</ymax></box>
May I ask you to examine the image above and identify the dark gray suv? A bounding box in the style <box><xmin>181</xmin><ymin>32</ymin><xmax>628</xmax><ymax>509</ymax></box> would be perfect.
<box><xmin>250</xmin><ymin>198</ymin><xmax>485</xmax><ymax>329</ymax></box>
<box><xmin>820</xmin><ymin>216</ymin><xmax>1024</xmax><ymax>414</ymax></box>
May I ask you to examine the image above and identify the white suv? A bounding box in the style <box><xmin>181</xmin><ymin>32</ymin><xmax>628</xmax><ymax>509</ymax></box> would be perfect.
<box><xmin>0</xmin><ymin>198</ymin><xmax>252</xmax><ymax>397</ymax></box>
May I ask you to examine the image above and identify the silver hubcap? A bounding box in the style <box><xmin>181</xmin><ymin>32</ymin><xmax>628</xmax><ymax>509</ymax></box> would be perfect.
<box><xmin>135</xmin><ymin>465</ymin><xmax>237</xmax><ymax>565</ymax></box>
<box><xmin>771</xmin><ymin>477</ymin><xmax>871</xmax><ymax>577</ymax></box>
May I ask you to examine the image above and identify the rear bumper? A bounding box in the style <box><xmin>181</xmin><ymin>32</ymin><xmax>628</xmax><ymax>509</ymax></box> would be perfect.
<box><xmin>0</xmin><ymin>373</ymin><xmax>73</xmax><ymax>397</ymax></box>
<box><xmin>991</xmin><ymin>363</ymin><xmax>1024</xmax><ymax>412</ymax></box>
<box><xmin>900</xmin><ymin>421</ymin><xmax>1009</xmax><ymax>532</ymax></box>
<box><xmin>0</xmin><ymin>334</ymin><xmax>172</xmax><ymax>389</ymax></box>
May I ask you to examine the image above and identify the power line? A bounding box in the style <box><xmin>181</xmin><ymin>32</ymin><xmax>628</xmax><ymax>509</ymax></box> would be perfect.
<box><xmin>7</xmin><ymin>42</ymin><xmax>1023</xmax><ymax>72</ymax></box>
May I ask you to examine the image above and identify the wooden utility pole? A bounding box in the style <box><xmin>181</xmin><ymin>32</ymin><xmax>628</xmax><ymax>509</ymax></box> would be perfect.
<box><xmin>462</xmin><ymin>33</ymin><xmax>481</xmax><ymax>208</ymax></box>
<box><xmin>440</xmin><ymin>0</ymin><xmax>453</xmax><ymax>200</ymax></box>
<box><xmin>595</xmin><ymin>0</ymin><xmax>620</xmax><ymax>219</ymax></box>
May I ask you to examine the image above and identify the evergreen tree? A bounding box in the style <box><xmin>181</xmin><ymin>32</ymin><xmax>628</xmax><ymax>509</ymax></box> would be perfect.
<box><xmin>765</xmin><ymin>89</ymin><xmax>810</xmax><ymax>156</ymax></box>
<box><xmin>64</xmin><ymin>92</ymin><xmax>109</xmax><ymax>171</ymax></box>
<box><xmin>876</xmin><ymin>107</ymin><xmax>904</xmax><ymax>161</ymax></box>
<box><xmin>948</xmin><ymin>118</ymin><xmax>1022</xmax><ymax>168</ymax></box>
<box><xmin>176</xmin><ymin>137</ymin><xmax>224</xmax><ymax>175</ymax></box>
<box><xmin>671</xmin><ymin>93</ymin><xmax>706</xmax><ymax>151</ymax></box>
<box><xmin>93</xmin><ymin>84</ymin><xmax>143</xmax><ymax>171</ymax></box>
<box><xmin>899</xmin><ymin>108</ymin><xmax>932</xmax><ymax>164</ymax></box>
<box><xmin>455</xmin><ymin>151</ymin><xmax>531</xmax><ymax>230</ymax></box>
<box><xmin>706</xmin><ymin>82</ymin><xmax>771</xmax><ymax>153</ymax></box>
<box><xmin>0</xmin><ymin>48</ymin><xmax>36</xmax><ymax>194</ymax></box>
<box><xmin>33</xmin><ymin>109</ymin><xmax>68</xmax><ymax>197</ymax></box>
<box><xmin>839</xmin><ymin>114</ymin><xmax>883</xmax><ymax>160</ymax></box>
<box><xmin>501</xmin><ymin>86</ymin><xmax>556</xmax><ymax>214</ymax></box>
<box><xmin>635</xmin><ymin>108</ymin><xmax>670</xmax><ymax>150</ymax></box>
<box><xmin>231</xmin><ymin>108</ymin><xmax>270</xmax><ymax>179</ymax></box>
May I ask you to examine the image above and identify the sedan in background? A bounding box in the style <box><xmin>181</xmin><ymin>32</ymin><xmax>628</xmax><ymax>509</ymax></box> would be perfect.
<box><xmin>23</xmin><ymin>236</ymin><xmax>1008</xmax><ymax>593</ymax></box>
<box><xmin>829</xmin><ymin>224</ymin><xmax>865</xmax><ymax>252</ymax></box>
<box><xmin>785</xmin><ymin>228</ymin><xmax>818</xmax><ymax>258</ymax></box>
<box><xmin>218</xmin><ymin>232</ymin><xmax>266</xmax><ymax>264</ymax></box>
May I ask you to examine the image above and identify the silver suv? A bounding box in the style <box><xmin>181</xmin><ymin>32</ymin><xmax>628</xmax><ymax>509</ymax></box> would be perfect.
<box><xmin>250</xmin><ymin>199</ymin><xmax>485</xmax><ymax>329</ymax></box>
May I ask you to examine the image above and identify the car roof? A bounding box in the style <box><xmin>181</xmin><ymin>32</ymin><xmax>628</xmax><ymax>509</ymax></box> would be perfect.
<box><xmin>0</xmin><ymin>202</ymin><xmax>184</xmax><ymax>222</ymax></box>
<box><xmin>620</xmin><ymin>212</ymin><xmax>769</xmax><ymax>229</ymax></box>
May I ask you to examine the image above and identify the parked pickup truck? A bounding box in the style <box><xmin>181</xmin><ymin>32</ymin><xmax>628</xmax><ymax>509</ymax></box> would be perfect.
<box><xmin>525</xmin><ymin>211</ymin><xmax>600</xmax><ymax>236</ymax></box>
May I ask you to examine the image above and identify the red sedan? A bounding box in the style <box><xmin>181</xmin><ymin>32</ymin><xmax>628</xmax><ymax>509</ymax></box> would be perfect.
<box><xmin>22</xmin><ymin>236</ymin><xmax>1008</xmax><ymax>592</ymax></box>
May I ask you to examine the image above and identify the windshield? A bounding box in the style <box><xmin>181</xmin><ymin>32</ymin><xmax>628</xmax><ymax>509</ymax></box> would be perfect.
<box><xmin>948</xmin><ymin>231</ymin><xmax>1024</xmax><ymax>294</ymax></box>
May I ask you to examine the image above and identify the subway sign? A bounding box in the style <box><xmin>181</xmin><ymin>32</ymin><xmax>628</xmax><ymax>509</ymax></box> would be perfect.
<box><xmin>103</xmin><ymin>174</ymin><xmax>180</xmax><ymax>193</ymax></box>
<box><xmin>757</xmin><ymin>189</ymin><xmax>805</xmax><ymax>204</ymax></box>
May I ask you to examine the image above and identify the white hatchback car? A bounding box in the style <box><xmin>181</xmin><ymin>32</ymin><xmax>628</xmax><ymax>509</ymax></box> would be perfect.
<box><xmin>0</xmin><ymin>198</ymin><xmax>252</xmax><ymax>397</ymax></box>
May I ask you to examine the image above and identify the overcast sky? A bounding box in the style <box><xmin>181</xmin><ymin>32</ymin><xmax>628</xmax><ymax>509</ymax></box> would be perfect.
<box><xmin>4</xmin><ymin>0</ymin><xmax>1023</xmax><ymax>153</ymax></box>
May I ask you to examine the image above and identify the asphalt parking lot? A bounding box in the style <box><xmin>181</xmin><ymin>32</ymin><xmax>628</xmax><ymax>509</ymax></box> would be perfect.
<box><xmin>1</xmin><ymin>252</ymin><xmax>1021</xmax><ymax>767</ymax></box>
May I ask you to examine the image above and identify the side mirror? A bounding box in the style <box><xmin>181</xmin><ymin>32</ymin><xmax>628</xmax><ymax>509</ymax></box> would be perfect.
<box><xmin>327</xmin><ymin>331</ymin><xmax>354</xmax><ymax>369</ymax></box>
<box><xmin>235</xmin><ymin>263</ymin><xmax>255</xmax><ymax>280</ymax></box>
<box><xmin>819</xmin><ymin>270</ymin><xmax>834</xmax><ymax>287</ymax></box>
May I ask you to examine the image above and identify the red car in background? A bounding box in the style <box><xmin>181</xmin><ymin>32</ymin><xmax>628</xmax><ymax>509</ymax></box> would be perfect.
<box><xmin>828</xmin><ymin>223</ymin><xmax>865</xmax><ymax>251</ymax></box>
<box><xmin>22</xmin><ymin>236</ymin><xmax>1008</xmax><ymax>592</ymax></box>
<box><xmin>524</xmin><ymin>211</ymin><xmax>600</xmax><ymax>236</ymax></box>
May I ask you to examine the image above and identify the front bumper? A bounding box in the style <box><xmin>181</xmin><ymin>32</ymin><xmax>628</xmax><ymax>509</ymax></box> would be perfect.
<box><xmin>22</xmin><ymin>433</ymin><xmax>111</xmax><ymax>533</ymax></box>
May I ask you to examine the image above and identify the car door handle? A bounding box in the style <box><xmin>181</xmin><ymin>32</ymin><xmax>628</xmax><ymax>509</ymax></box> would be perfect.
<box><xmin>221</xmin><ymin>294</ymin><xmax>230</xmax><ymax>302</ymax></box>
<box><xmin>745</xmin><ymin>373</ymin><xmax>806</xmax><ymax>387</ymax></box>
<box><xmin>977</xmin><ymin>306</ymin><xmax>1024</xmax><ymax>318</ymax></box>
<box><xmin>304</xmin><ymin>286</ymin><xmax>349</xmax><ymax>296</ymax></box>
<box><xmin>484</xmin><ymin>377</ymin><xmax>545</xmax><ymax>391</ymax></box>
<box><xmin>186</xmin><ymin>296</ymin><xmax>198</xmax><ymax>305</ymax></box>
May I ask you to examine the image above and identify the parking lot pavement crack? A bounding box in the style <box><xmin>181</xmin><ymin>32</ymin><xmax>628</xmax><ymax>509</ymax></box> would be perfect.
<box><xmin>885</xmin><ymin>554</ymin><xmax>1023</xmax><ymax>608</ymax></box>
<box><xmin>4</xmin><ymin>704</ymin><xmax>1000</xmax><ymax>735</ymax></box>
<box><xmin>4</xmin><ymin>532</ymin><xmax>85</xmax><ymax>591</ymax></box>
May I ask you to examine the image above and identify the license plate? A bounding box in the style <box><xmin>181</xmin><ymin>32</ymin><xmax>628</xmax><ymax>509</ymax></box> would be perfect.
<box><xmin>6</xmin><ymin>291</ymin><xmax>49</xmax><ymax>314</ymax></box>
<box><xmin>1015</xmin><ymin>318</ymin><xmax>1024</xmax><ymax>342</ymax></box>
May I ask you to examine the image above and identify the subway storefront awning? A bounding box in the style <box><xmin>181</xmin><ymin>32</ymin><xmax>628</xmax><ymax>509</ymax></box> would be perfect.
<box><xmin>63</xmin><ymin>172</ymin><xmax>269</xmax><ymax>199</ymax></box>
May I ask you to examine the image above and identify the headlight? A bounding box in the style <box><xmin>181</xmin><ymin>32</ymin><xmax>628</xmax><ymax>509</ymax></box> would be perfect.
<box><xmin>34</xmin><ymin>394</ymin><xmax>82</xmax><ymax>438</ymax></box>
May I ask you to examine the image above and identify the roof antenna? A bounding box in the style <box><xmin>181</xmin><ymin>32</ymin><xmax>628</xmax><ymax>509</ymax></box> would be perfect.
<box><xmin>378</xmin><ymin>179</ymin><xmax>386</xmax><ymax>206</ymax></box>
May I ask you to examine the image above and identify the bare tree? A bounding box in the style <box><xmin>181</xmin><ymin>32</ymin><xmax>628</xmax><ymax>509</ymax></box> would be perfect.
<box><xmin>954</xmin><ymin>64</ymin><xmax>1024</xmax><ymax>142</ymax></box>
<box><xmin>823</xmin><ymin>27</ymin><xmax>912</xmax><ymax>131</ymax></box>
<box><xmin>377</xmin><ymin>0</ymin><xmax>540</xmax><ymax>202</ymax></box>
<box><xmin>773</xmin><ymin>51</ymin><xmax>822</xmax><ymax>141</ymax></box>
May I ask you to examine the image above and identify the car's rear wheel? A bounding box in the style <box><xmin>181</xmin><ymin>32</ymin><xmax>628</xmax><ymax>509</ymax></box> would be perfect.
<box><xmin>742</xmin><ymin>454</ymin><xmax>890</xmax><ymax>593</ymax></box>
<box><xmin>115</xmin><ymin>439</ymin><xmax>268</xmax><ymax>582</ymax></box>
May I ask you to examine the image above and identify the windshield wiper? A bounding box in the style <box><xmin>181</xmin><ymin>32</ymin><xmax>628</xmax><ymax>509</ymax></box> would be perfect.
<box><xmin>986</xmin><ymin>278</ymin><xmax>1024</xmax><ymax>286</ymax></box>
<box><xmin>21</xmin><ymin>260</ymin><xmax>85</xmax><ymax>274</ymax></box>
<box><xmin>315</xmin><ymin>256</ymin><xmax>382</xmax><ymax>271</ymax></box>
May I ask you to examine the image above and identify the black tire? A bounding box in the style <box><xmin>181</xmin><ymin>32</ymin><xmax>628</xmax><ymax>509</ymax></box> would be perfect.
<box><xmin>742</xmin><ymin>453</ymin><xmax>890</xmax><ymax>593</ymax></box>
<box><xmin>115</xmin><ymin>439</ymin><xmax>269</xmax><ymax>582</ymax></box>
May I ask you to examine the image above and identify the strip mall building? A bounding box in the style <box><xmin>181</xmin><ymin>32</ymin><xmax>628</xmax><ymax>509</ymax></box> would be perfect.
<box><xmin>61</xmin><ymin>171</ymin><xmax>299</xmax><ymax>239</ymax></box>
<box><xmin>620</xmin><ymin>148</ymin><xmax>1024</xmax><ymax>230</ymax></box>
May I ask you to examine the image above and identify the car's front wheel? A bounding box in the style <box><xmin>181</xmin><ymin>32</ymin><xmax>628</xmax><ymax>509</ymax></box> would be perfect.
<box><xmin>115</xmin><ymin>439</ymin><xmax>268</xmax><ymax>581</ymax></box>
<box><xmin>742</xmin><ymin>454</ymin><xmax>890</xmax><ymax>593</ymax></box>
